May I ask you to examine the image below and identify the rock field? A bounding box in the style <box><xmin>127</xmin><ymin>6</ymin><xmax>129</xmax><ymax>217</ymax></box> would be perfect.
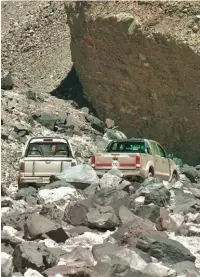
<box><xmin>1</xmin><ymin>1</ymin><xmax>200</xmax><ymax>277</ymax></box>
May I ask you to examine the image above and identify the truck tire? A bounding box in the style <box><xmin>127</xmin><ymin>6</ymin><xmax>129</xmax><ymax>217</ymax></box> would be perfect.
<box><xmin>18</xmin><ymin>178</ymin><xmax>27</xmax><ymax>190</ymax></box>
<box><xmin>148</xmin><ymin>167</ymin><xmax>154</xmax><ymax>178</ymax></box>
<box><xmin>170</xmin><ymin>171</ymin><xmax>179</xmax><ymax>183</ymax></box>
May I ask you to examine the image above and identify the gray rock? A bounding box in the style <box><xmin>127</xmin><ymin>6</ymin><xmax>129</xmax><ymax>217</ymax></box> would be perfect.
<box><xmin>24</xmin><ymin>213</ymin><xmax>69</xmax><ymax>243</ymax></box>
<box><xmin>67</xmin><ymin>226</ymin><xmax>94</xmax><ymax>237</ymax></box>
<box><xmin>84</xmin><ymin>114</ymin><xmax>105</xmax><ymax>133</ymax></box>
<box><xmin>35</xmin><ymin>113</ymin><xmax>58</xmax><ymax>131</ymax></box>
<box><xmin>81</xmin><ymin>107</ymin><xmax>89</xmax><ymax>114</ymax></box>
<box><xmin>1</xmin><ymin>252</ymin><xmax>13</xmax><ymax>277</ymax></box>
<box><xmin>118</xmin><ymin>205</ymin><xmax>135</xmax><ymax>225</ymax></box>
<box><xmin>39</xmin><ymin>203</ymin><xmax>64</xmax><ymax>224</ymax></box>
<box><xmin>43</xmin><ymin>265</ymin><xmax>96</xmax><ymax>277</ymax></box>
<box><xmin>1</xmin><ymin>243</ymin><xmax>14</xmax><ymax>255</ymax></box>
<box><xmin>142</xmin><ymin>263</ymin><xmax>177</xmax><ymax>277</ymax></box>
<box><xmin>99</xmin><ymin>171</ymin><xmax>122</xmax><ymax>189</ymax></box>
<box><xmin>1</xmin><ymin>71</ymin><xmax>13</xmax><ymax>90</ymax></box>
<box><xmin>172</xmin><ymin>190</ymin><xmax>200</xmax><ymax>214</ymax></box>
<box><xmin>42</xmin><ymin>180</ymin><xmax>74</xmax><ymax>190</ymax></box>
<box><xmin>24</xmin><ymin>268</ymin><xmax>43</xmax><ymax>277</ymax></box>
<box><xmin>60</xmin><ymin>247</ymin><xmax>95</xmax><ymax>267</ymax></box>
<box><xmin>136</xmin><ymin>236</ymin><xmax>195</xmax><ymax>264</ymax></box>
<box><xmin>63</xmin><ymin>200</ymin><xmax>90</xmax><ymax>226</ymax></box>
<box><xmin>86</xmin><ymin>206</ymin><xmax>120</xmax><ymax>230</ymax></box>
<box><xmin>1</xmin><ymin>208</ymin><xmax>39</xmax><ymax>231</ymax></box>
<box><xmin>136</xmin><ymin>178</ymin><xmax>171</xmax><ymax>207</ymax></box>
<box><xmin>113</xmin><ymin>215</ymin><xmax>167</xmax><ymax>246</ymax></box>
<box><xmin>92</xmin><ymin>243</ymin><xmax>147</xmax><ymax>271</ymax></box>
<box><xmin>181</xmin><ymin>164</ymin><xmax>200</xmax><ymax>183</ymax></box>
<box><xmin>12</xmin><ymin>242</ymin><xmax>58</xmax><ymax>273</ymax></box>
<box><xmin>103</xmin><ymin>128</ymin><xmax>127</xmax><ymax>140</ymax></box>
<box><xmin>14</xmin><ymin>124</ymin><xmax>30</xmax><ymax>137</ymax></box>
<box><xmin>25</xmin><ymin>90</ymin><xmax>38</xmax><ymax>101</ymax></box>
<box><xmin>135</xmin><ymin>205</ymin><xmax>160</xmax><ymax>223</ymax></box>
<box><xmin>55</xmin><ymin>164</ymin><xmax>99</xmax><ymax>187</ymax></box>
<box><xmin>92</xmin><ymin>187</ymin><xmax>128</xmax><ymax>209</ymax></box>
<box><xmin>171</xmin><ymin>261</ymin><xmax>200</xmax><ymax>276</ymax></box>
<box><xmin>1</xmin><ymin>197</ymin><xmax>14</xmax><ymax>208</ymax></box>
<box><xmin>16</xmin><ymin>187</ymin><xmax>37</xmax><ymax>201</ymax></box>
<box><xmin>93</xmin><ymin>261</ymin><xmax>152</xmax><ymax>277</ymax></box>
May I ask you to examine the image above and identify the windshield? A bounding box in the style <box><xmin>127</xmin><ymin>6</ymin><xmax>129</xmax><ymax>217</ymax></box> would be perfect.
<box><xmin>26</xmin><ymin>142</ymin><xmax>71</xmax><ymax>157</ymax></box>
<box><xmin>106</xmin><ymin>141</ymin><xmax>147</xmax><ymax>153</ymax></box>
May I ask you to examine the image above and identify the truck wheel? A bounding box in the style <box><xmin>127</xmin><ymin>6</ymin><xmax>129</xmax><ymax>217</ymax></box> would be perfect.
<box><xmin>18</xmin><ymin>178</ymin><xmax>27</xmax><ymax>190</ymax></box>
<box><xmin>148</xmin><ymin>168</ymin><xmax>154</xmax><ymax>178</ymax></box>
<box><xmin>170</xmin><ymin>171</ymin><xmax>179</xmax><ymax>183</ymax></box>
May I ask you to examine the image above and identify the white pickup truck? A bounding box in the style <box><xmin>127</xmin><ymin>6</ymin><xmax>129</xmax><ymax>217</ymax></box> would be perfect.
<box><xmin>90</xmin><ymin>138</ymin><xmax>179</xmax><ymax>182</ymax></box>
<box><xmin>18</xmin><ymin>137</ymin><xmax>77</xmax><ymax>189</ymax></box>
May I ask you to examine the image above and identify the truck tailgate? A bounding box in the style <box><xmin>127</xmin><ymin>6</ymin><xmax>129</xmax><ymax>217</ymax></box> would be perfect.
<box><xmin>24</xmin><ymin>157</ymin><xmax>73</xmax><ymax>177</ymax></box>
<box><xmin>95</xmin><ymin>153</ymin><xmax>138</xmax><ymax>170</ymax></box>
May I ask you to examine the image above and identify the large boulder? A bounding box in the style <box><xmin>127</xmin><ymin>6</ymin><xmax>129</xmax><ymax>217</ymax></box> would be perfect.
<box><xmin>135</xmin><ymin>178</ymin><xmax>171</xmax><ymax>207</ymax></box>
<box><xmin>24</xmin><ymin>269</ymin><xmax>43</xmax><ymax>277</ymax></box>
<box><xmin>63</xmin><ymin>200</ymin><xmax>119</xmax><ymax>230</ymax></box>
<box><xmin>24</xmin><ymin>213</ymin><xmax>69</xmax><ymax>242</ymax></box>
<box><xmin>1</xmin><ymin>252</ymin><xmax>13</xmax><ymax>277</ymax></box>
<box><xmin>92</xmin><ymin>243</ymin><xmax>147</xmax><ymax>271</ymax></box>
<box><xmin>103</xmin><ymin>129</ymin><xmax>127</xmax><ymax>140</ymax></box>
<box><xmin>16</xmin><ymin>187</ymin><xmax>37</xmax><ymax>202</ymax></box>
<box><xmin>171</xmin><ymin>261</ymin><xmax>200</xmax><ymax>277</ymax></box>
<box><xmin>12</xmin><ymin>242</ymin><xmax>58</xmax><ymax>273</ymax></box>
<box><xmin>86</xmin><ymin>206</ymin><xmax>120</xmax><ymax>230</ymax></box>
<box><xmin>181</xmin><ymin>164</ymin><xmax>200</xmax><ymax>183</ymax></box>
<box><xmin>135</xmin><ymin>205</ymin><xmax>160</xmax><ymax>223</ymax></box>
<box><xmin>55</xmin><ymin>164</ymin><xmax>99</xmax><ymax>187</ymax></box>
<box><xmin>171</xmin><ymin>189</ymin><xmax>200</xmax><ymax>214</ymax></box>
<box><xmin>1</xmin><ymin>226</ymin><xmax>24</xmax><ymax>249</ymax></box>
<box><xmin>136</xmin><ymin>236</ymin><xmax>195</xmax><ymax>264</ymax></box>
<box><xmin>141</xmin><ymin>263</ymin><xmax>177</xmax><ymax>277</ymax></box>
<box><xmin>38</xmin><ymin>186</ymin><xmax>81</xmax><ymax>205</ymax></box>
<box><xmin>84</xmin><ymin>113</ymin><xmax>105</xmax><ymax>133</ymax></box>
<box><xmin>39</xmin><ymin>203</ymin><xmax>64</xmax><ymax>224</ymax></box>
<box><xmin>64</xmin><ymin>232</ymin><xmax>109</xmax><ymax>252</ymax></box>
<box><xmin>92</xmin><ymin>187</ymin><xmax>129</xmax><ymax>208</ymax></box>
<box><xmin>99</xmin><ymin>171</ymin><xmax>122</xmax><ymax>189</ymax></box>
<box><xmin>113</xmin><ymin>214</ymin><xmax>167</xmax><ymax>245</ymax></box>
<box><xmin>1</xmin><ymin>71</ymin><xmax>13</xmax><ymax>90</ymax></box>
<box><xmin>34</xmin><ymin>113</ymin><xmax>58</xmax><ymax>131</ymax></box>
<box><xmin>43</xmin><ymin>265</ymin><xmax>96</xmax><ymax>277</ymax></box>
<box><xmin>1</xmin><ymin>207</ymin><xmax>39</xmax><ymax>231</ymax></box>
<box><xmin>59</xmin><ymin>246</ymin><xmax>96</xmax><ymax>267</ymax></box>
<box><xmin>65</xmin><ymin>1</ymin><xmax>200</xmax><ymax>165</ymax></box>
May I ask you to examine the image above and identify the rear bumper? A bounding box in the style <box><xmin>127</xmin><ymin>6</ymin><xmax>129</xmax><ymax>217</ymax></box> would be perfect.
<box><xmin>95</xmin><ymin>169</ymin><xmax>145</xmax><ymax>179</ymax></box>
<box><xmin>18</xmin><ymin>176</ymin><xmax>50</xmax><ymax>186</ymax></box>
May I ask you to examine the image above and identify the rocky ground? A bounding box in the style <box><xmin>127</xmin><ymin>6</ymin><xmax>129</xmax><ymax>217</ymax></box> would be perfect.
<box><xmin>1</xmin><ymin>149</ymin><xmax>200</xmax><ymax>276</ymax></box>
<box><xmin>1</xmin><ymin>1</ymin><xmax>200</xmax><ymax>277</ymax></box>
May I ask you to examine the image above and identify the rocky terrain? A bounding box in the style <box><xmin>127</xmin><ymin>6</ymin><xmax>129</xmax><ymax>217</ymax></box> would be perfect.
<box><xmin>1</xmin><ymin>1</ymin><xmax>200</xmax><ymax>277</ymax></box>
<box><xmin>66</xmin><ymin>1</ymin><xmax>200</xmax><ymax>165</ymax></box>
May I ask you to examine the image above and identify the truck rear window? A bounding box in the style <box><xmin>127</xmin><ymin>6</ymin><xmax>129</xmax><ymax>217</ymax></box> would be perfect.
<box><xmin>106</xmin><ymin>141</ymin><xmax>148</xmax><ymax>154</ymax></box>
<box><xmin>26</xmin><ymin>142</ymin><xmax>71</xmax><ymax>157</ymax></box>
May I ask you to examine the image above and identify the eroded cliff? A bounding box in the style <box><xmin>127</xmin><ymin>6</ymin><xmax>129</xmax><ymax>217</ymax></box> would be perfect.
<box><xmin>66</xmin><ymin>1</ymin><xmax>200</xmax><ymax>164</ymax></box>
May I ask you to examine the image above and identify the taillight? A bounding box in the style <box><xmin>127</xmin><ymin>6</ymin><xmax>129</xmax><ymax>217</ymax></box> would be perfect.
<box><xmin>136</xmin><ymin>154</ymin><xmax>141</xmax><ymax>168</ymax></box>
<box><xmin>91</xmin><ymin>156</ymin><xmax>95</xmax><ymax>168</ymax></box>
<box><xmin>19</xmin><ymin>162</ymin><xmax>25</xmax><ymax>172</ymax></box>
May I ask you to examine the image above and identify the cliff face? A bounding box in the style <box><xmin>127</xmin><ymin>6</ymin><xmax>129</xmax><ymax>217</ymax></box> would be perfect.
<box><xmin>66</xmin><ymin>1</ymin><xmax>200</xmax><ymax>165</ymax></box>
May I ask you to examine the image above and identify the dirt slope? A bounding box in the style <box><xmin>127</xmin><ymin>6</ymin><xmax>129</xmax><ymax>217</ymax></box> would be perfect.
<box><xmin>66</xmin><ymin>1</ymin><xmax>200</xmax><ymax>165</ymax></box>
<box><xmin>1</xmin><ymin>1</ymin><xmax>72</xmax><ymax>93</ymax></box>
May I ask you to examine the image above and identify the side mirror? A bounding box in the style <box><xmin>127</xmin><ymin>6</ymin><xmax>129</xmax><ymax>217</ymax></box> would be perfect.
<box><xmin>167</xmin><ymin>153</ymin><xmax>173</xmax><ymax>159</ymax></box>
